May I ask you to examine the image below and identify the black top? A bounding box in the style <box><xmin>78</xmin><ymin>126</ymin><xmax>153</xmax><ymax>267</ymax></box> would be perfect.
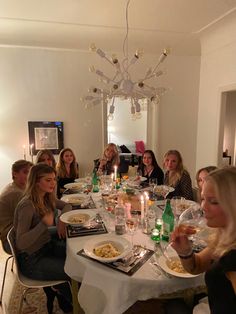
<box><xmin>164</xmin><ymin>170</ymin><xmax>193</xmax><ymax>200</ymax></box>
<box><xmin>205</xmin><ymin>250</ymin><xmax>236</xmax><ymax>314</ymax></box>
<box><xmin>140</xmin><ymin>166</ymin><xmax>164</xmax><ymax>185</ymax></box>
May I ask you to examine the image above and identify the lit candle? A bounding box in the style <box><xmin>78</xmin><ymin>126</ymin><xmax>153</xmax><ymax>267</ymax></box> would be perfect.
<box><xmin>23</xmin><ymin>145</ymin><xmax>26</xmax><ymax>160</ymax></box>
<box><xmin>111</xmin><ymin>173</ymin><xmax>114</xmax><ymax>181</ymax></box>
<box><xmin>30</xmin><ymin>144</ymin><xmax>34</xmax><ymax>162</ymax></box>
<box><xmin>114</xmin><ymin>165</ymin><xmax>117</xmax><ymax>181</ymax></box>
<box><xmin>144</xmin><ymin>191</ymin><xmax>149</xmax><ymax>214</ymax></box>
<box><xmin>140</xmin><ymin>195</ymin><xmax>144</xmax><ymax>220</ymax></box>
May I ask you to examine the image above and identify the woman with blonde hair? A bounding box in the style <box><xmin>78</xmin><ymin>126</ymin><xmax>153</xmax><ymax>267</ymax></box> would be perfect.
<box><xmin>13</xmin><ymin>163</ymin><xmax>73</xmax><ymax>313</ymax></box>
<box><xmin>163</xmin><ymin>150</ymin><xmax>193</xmax><ymax>200</ymax></box>
<box><xmin>35</xmin><ymin>149</ymin><xmax>56</xmax><ymax>169</ymax></box>
<box><xmin>195</xmin><ymin>166</ymin><xmax>217</xmax><ymax>202</ymax></box>
<box><xmin>95</xmin><ymin>143</ymin><xmax>120</xmax><ymax>176</ymax></box>
<box><xmin>56</xmin><ymin>147</ymin><xmax>79</xmax><ymax>197</ymax></box>
<box><xmin>171</xmin><ymin>167</ymin><xmax>236</xmax><ymax>313</ymax></box>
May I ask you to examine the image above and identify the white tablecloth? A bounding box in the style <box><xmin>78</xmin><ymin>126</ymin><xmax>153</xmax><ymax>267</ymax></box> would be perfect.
<box><xmin>64</xmin><ymin>193</ymin><xmax>205</xmax><ymax>314</ymax></box>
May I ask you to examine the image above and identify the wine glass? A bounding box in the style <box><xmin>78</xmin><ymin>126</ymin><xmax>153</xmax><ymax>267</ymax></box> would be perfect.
<box><xmin>149</xmin><ymin>178</ymin><xmax>157</xmax><ymax>200</ymax></box>
<box><xmin>162</xmin><ymin>204</ymin><xmax>207</xmax><ymax>259</ymax></box>
<box><xmin>125</xmin><ymin>212</ymin><xmax>139</xmax><ymax>247</ymax></box>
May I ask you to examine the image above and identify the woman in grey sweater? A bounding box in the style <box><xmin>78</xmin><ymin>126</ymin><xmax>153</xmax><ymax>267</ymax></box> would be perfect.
<box><xmin>13</xmin><ymin>163</ymin><xmax>73</xmax><ymax>313</ymax></box>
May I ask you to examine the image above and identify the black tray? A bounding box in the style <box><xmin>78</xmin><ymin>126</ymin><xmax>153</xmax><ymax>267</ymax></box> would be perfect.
<box><xmin>67</xmin><ymin>220</ymin><xmax>108</xmax><ymax>238</ymax></box>
<box><xmin>77</xmin><ymin>246</ymin><xmax>154</xmax><ymax>276</ymax></box>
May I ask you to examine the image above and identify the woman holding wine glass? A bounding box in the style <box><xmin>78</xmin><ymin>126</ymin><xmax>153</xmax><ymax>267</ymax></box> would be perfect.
<box><xmin>171</xmin><ymin>167</ymin><xmax>236</xmax><ymax>314</ymax></box>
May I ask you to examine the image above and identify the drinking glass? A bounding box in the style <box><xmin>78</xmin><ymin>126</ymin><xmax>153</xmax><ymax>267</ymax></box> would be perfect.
<box><xmin>125</xmin><ymin>212</ymin><xmax>139</xmax><ymax>247</ymax></box>
<box><xmin>162</xmin><ymin>204</ymin><xmax>207</xmax><ymax>258</ymax></box>
<box><xmin>170</xmin><ymin>196</ymin><xmax>186</xmax><ymax>221</ymax></box>
<box><xmin>149</xmin><ymin>178</ymin><xmax>157</xmax><ymax>193</ymax></box>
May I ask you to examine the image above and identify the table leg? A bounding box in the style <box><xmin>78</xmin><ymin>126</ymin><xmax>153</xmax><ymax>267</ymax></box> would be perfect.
<box><xmin>71</xmin><ymin>279</ymin><xmax>79</xmax><ymax>314</ymax></box>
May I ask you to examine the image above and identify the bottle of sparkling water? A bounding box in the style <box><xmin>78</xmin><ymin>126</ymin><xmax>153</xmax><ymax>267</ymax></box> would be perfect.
<box><xmin>92</xmin><ymin>171</ymin><xmax>99</xmax><ymax>193</ymax></box>
<box><xmin>115</xmin><ymin>201</ymin><xmax>126</xmax><ymax>235</ymax></box>
<box><xmin>162</xmin><ymin>199</ymin><xmax>174</xmax><ymax>241</ymax></box>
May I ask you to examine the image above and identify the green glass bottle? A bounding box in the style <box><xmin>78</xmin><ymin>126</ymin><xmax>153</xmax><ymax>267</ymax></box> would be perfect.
<box><xmin>161</xmin><ymin>199</ymin><xmax>174</xmax><ymax>241</ymax></box>
<box><xmin>92</xmin><ymin>171</ymin><xmax>99</xmax><ymax>193</ymax></box>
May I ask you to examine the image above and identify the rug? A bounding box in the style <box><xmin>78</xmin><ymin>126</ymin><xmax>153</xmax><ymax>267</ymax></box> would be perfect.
<box><xmin>7</xmin><ymin>280</ymin><xmax>63</xmax><ymax>314</ymax></box>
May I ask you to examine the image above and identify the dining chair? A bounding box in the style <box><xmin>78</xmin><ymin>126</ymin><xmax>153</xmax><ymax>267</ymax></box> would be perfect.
<box><xmin>7</xmin><ymin>228</ymin><xmax>70</xmax><ymax>314</ymax></box>
<box><xmin>0</xmin><ymin>242</ymin><xmax>14</xmax><ymax>306</ymax></box>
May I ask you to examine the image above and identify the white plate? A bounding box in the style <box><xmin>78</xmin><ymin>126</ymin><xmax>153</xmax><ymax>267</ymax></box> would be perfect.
<box><xmin>84</xmin><ymin>234</ymin><xmax>132</xmax><ymax>263</ymax></box>
<box><xmin>154</xmin><ymin>185</ymin><xmax>174</xmax><ymax>196</ymax></box>
<box><xmin>74</xmin><ymin>177</ymin><xmax>91</xmax><ymax>184</ymax></box>
<box><xmin>61</xmin><ymin>193</ymin><xmax>90</xmax><ymax>205</ymax></box>
<box><xmin>60</xmin><ymin>209</ymin><xmax>96</xmax><ymax>226</ymax></box>
<box><xmin>158</xmin><ymin>255</ymin><xmax>199</xmax><ymax>278</ymax></box>
<box><xmin>64</xmin><ymin>182</ymin><xmax>86</xmax><ymax>190</ymax></box>
<box><xmin>127</xmin><ymin>176</ymin><xmax>147</xmax><ymax>187</ymax></box>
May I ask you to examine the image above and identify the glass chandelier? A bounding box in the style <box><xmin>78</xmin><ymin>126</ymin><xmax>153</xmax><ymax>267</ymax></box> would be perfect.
<box><xmin>82</xmin><ymin>0</ymin><xmax>169</xmax><ymax>120</ymax></box>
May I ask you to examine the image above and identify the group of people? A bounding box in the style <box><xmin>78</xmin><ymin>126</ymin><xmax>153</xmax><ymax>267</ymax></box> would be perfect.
<box><xmin>0</xmin><ymin>143</ymin><xmax>236</xmax><ymax>313</ymax></box>
<box><xmin>96</xmin><ymin>144</ymin><xmax>196</xmax><ymax>200</ymax></box>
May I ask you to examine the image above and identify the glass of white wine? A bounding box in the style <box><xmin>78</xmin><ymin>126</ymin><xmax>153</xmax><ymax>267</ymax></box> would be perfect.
<box><xmin>162</xmin><ymin>204</ymin><xmax>207</xmax><ymax>259</ymax></box>
<box><xmin>125</xmin><ymin>212</ymin><xmax>139</xmax><ymax>247</ymax></box>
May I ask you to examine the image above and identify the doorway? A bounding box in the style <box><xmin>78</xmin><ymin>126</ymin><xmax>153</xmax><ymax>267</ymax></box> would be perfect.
<box><xmin>219</xmin><ymin>89</ymin><xmax>236</xmax><ymax>166</ymax></box>
<box><xmin>107</xmin><ymin>98</ymin><xmax>147</xmax><ymax>153</ymax></box>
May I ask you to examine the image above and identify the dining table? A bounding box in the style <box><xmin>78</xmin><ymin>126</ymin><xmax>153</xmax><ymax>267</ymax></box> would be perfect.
<box><xmin>63</xmin><ymin>190</ymin><xmax>206</xmax><ymax>314</ymax></box>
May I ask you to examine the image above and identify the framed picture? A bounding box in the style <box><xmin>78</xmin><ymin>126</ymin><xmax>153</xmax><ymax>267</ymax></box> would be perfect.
<box><xmin>28</xmin><ymin>121</ymin><xmax>64</xmax><ymax>155</ymax></box>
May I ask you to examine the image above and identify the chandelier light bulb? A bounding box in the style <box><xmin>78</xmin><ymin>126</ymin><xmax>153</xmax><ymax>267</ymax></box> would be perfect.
<box><xmin>108</xmin><ymin>113</ymin><xmax>114</xmax><ymax>121</ymax></box>
<box><xmin>135</xmin><ymin>112</ymin><xmax>142</xmax><ymax>119</ymax></box>
<box><xmin>89</xmin><ymin>65</ymin><xmax>95</xmax><ymax>73</ymax></box>
<box><xmin>135</xmin><ymin>48</ymin><xmax>144</xmax><ymax>58</ymax></box>
<box><xmin>89</xmin><ymin>43</ymin><xmax>97</xmax><ymax>52</ymax></box>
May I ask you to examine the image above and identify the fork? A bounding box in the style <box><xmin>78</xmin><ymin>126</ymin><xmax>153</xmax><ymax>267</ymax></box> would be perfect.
<box><xmin>150</xmin><ymin>256</ymin><xmax>172</xmax><ymax>278</ymax></box>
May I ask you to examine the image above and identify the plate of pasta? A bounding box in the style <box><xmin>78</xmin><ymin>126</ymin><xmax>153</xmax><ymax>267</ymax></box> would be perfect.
<box><xmin>84</xmin><ymin>235</ymin><xmax>132</xmax><ymax>263</ymax></box>
<box><xmin>158</xmin><ymin>255</ymin><xmax>199</xmax><ymax>278</ymax></box>
<box><xmin>60</xmin><ymin>209</ymin><xmax>96</xmax><ymax>226</ymax></box>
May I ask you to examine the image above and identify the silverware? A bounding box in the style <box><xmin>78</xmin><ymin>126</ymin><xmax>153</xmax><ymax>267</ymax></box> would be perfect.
<box><xmin>150</xmin><ymin>256</ymin><xmax>172</xmax><ymax>278</ymax></box>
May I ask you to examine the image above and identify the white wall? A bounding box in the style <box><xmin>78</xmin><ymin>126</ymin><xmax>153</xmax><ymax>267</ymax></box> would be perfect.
<box><xmin>0</xmin><ymin>46</ymin><xmax>200</xmax><ymax>190</ymax></box>
<box><xmin>196</xmin><ymin>11</ymin><xmax>236</xmax><ymax>170</ymax></box>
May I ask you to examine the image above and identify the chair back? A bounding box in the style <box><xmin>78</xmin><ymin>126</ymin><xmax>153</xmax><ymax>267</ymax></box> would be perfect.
<box><xmin>7</xmin><ymin>228</ymin><xmax>21</xmax><ymax>281</ymax></box>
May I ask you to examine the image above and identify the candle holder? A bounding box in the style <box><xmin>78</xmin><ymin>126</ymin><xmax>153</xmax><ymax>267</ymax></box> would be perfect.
<box><xmin>142</xmin><ymin>215</ymin><xmax>151</xmax><ymax>234</ymax></box>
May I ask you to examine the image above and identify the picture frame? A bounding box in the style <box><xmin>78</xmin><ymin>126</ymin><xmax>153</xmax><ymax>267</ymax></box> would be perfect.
<box><xmin>28</xmin><ymin>121</ymin><xmax>64</xmax><ymax>155</ymax></box>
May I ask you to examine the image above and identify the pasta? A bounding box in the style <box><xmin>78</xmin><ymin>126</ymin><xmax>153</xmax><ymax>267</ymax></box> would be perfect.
<box><xmin>68</xmin><ymin>213</ymin><xmax>90</xmax><ymax>224</ymax></box>
<box><xmin>93</xmin><ymin>243</ymin><xmax>121</xmax><ymax>258</ymax></box>
<box><xmin>166</xmin><ymin>258</ymin><xmax>187</xmax><ymax>274</ymax></box>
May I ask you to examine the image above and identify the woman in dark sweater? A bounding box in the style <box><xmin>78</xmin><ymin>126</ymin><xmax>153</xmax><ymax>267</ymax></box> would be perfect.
<box><xmin>163</xmin><ymin>149</ymin><xmax>193</xmax><ymax>200</ymax></box>
<box><xmin>138</xmin><ymin>150</ymin><xmax>164</xmax><ymax>184</ymax></box>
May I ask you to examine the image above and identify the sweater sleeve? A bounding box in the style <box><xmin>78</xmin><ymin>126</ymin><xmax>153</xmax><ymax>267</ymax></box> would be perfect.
<box><xmin>55</xmin><ymin>199</ymin><xmax>72</xmax><ymax>215</ymax></box>
<box><xmin>15</xmin><ymin>200</ymin><xmax>48</xmax><ymax>251</ymax></box>
<box><xmin>179</xmin><ymin>172</ymin><xmax>193</xmax><ymax>200</ymax></box>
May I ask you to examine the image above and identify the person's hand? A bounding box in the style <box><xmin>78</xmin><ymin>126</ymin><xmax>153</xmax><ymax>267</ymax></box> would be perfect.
<box><xmin>57</xmin><ymin>219</ymin><xmax>66</xmax><ymax>239</ymax></box>
<box><xmin>41</xmin><ymin>212</ymin><xmax>54</xmax><ymax>226</ymax></box>
<box><xmin>171</xmin><ymin>225</ymin><xmax>196</xmax><ymax>256</ymax></box>
<box><xmin>99</xmin><ymin>158</ymin><xmax>107</xmax><ymax>167</ymax></box>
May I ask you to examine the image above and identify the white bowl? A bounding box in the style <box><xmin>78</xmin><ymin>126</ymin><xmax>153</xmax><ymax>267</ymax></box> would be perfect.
<box><xmin>84</xmin><ymin>235</ymin><xmax>132</xmax><ymax>263</ymax></box>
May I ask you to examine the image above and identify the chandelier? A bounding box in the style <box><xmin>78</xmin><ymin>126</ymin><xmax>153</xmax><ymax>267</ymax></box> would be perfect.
<box><xmin>82</xmin><ymin>0</ymin><xmax>169</xmax><ymax>120</ymax></box>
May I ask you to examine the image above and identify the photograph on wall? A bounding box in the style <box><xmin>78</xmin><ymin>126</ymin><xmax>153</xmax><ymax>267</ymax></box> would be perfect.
<box><xmin>28</xmin><ymin>121</ymin><xmax>64</xmax><ymax>155</ymax></box>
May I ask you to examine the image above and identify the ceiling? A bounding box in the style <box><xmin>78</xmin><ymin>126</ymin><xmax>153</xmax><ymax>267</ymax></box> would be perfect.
<box><xmin>0</xmin><ymin>0</ymin><xmax>236</xmax><ymax>55</ymax></box>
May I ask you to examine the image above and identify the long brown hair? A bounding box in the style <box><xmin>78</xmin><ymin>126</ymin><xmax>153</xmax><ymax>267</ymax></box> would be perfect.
<box><xmin>24</xmin><ymin>164</ymin><xmax>56</xmax><ymax>217</ymax></box>
<box><xmin>56</xmin><ymin>148</ymin><xmax>79</xmax><ymax>178</ymax></box>
<box><xmin>35</xmin><ymin>149</ymin><xmax>56</xmax><ymax>169</ymax></box>
<box><xmin>103</xmin><ymin>143</ymin><xmax>120</xmax><ymax>166</ymax></box>
<box><xmin>163</xmin><ymin>150</ymin><xmax>185</xmax><ymax>187</ymax></box>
